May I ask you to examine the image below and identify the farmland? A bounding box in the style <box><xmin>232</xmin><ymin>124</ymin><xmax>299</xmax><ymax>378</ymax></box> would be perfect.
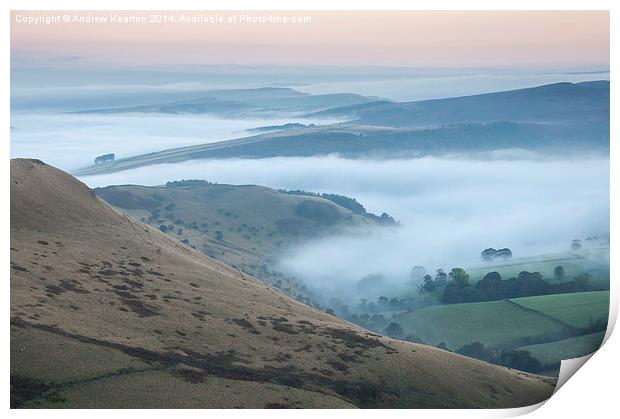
<box><xmin>395</xmin><ymin>291</ymin><xmax>609</xmax><ymax>367</ymax></box>
<box><xmin>517</xmin><ymin>331</ymin><xmax>606</xmax><ymax>366</ymax></box>
<box><xmin>466</xmin><ymin>247</ymin><xmax>610</xmax><ymax>289</ymax></box>
<box><xmin>510</xmin><ymin>291</ymin><xmax>609</xmax><ymax>329</ymax></box>
<box><xmin>395</xmin><ymin>299</ymin><xmax>569</xmax><ymax>349</ymax></box>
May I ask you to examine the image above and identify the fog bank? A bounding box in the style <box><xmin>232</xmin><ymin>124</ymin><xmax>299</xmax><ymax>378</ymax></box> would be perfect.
<box><xmin>10</xmin><ymin>113</ymin><xmax>335</xmax><ymax>170</ymax></box>
<box><xmin>80</xmin><ymin>154</ymin><xmax>610</xmax><ymax>291</ymax></box>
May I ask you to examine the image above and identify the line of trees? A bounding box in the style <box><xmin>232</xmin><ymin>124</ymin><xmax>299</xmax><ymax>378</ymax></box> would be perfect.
<box><xmin>166</xmin><ymin>179</ymin><xmax>214</xmax><ymax>187</ymax></box>
<box><xmin>455</xmin><ymin>341</ymin><xmax>546</xmax><ymax>373</ymax></box>
<box><xmin>440</xmin><ymin>269</ymin><xmax>593</xmax><ymax>304</ymax></box>
<box><xmin>279</xmin><ymin>189</ymin><xmax>398</xmax><ymax>225</ymax></box>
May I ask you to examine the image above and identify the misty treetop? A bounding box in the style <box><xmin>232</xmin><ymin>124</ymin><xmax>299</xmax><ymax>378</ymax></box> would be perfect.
<box><xmin>481</xmin><ymin>247</ymin><xmax>513</xmax><ymax>261</ymax></box>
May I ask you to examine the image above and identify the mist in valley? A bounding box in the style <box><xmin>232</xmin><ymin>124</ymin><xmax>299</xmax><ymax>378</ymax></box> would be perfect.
<box><xmin>78</xmin><ymin>154</ymin><xmax>610</xmax><ymax>305</ymax></box>
<box><xmin>11</xmin><ymin>68</ymin><xmax>610</xmax><ymax>318</ymax></box>
<box><xmin>9</xmin><ymin>112</ymin><xmax>341</xmax><ymax>170</ymax></box>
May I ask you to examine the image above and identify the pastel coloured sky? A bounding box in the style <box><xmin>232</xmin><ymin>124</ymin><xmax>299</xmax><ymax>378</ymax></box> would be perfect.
<box><xmin>11</xmin><ymin>10</ymin><xmax>609</xmax><ymax>69</ymax></box>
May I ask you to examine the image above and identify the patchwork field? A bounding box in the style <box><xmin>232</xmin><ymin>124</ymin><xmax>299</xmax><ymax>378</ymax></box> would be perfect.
<box><xmin>510</xmin><ymin>291</ymin><xmax>609</xmax><ymax>329</ymax></box>
<box><xmin>395</xmin><ymin>300</ymin><xmax>571</xmax><ymax>350</ymax></box>
<box><xmin>395</xmin><ymin>291</ymin><xmax>609</xmax><ymax>358</ymax></box>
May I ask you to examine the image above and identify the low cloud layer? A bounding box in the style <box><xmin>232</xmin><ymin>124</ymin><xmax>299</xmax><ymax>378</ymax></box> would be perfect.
<box><xmin>10</xmin><ymin>113</ymin><xmax>333</xmax><ymax>170</ymax></box>
<box><xmin>80</xmin><ymin>154</ymin><xmax>610</xmax><ymax>293</ymax></box>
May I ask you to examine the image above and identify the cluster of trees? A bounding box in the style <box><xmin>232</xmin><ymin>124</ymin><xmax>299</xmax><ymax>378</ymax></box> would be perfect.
<box><xmin>420</xmin><ymin>269</ymin><xmax>449</xmax><ymax>292</ymax></box>
<box><xmin>94</xmin><ymin>153</ymin><xmax>115</xmax><ymax>165</ymax></box>
<box><xmin>364</xmin><ymin>212</ymin><xmax>398</xmax><ymax>226</ymax></box>
<box><xmin>355</xmin><ymin>295</ymin><xmax>416</xmax><ymax>313</ymax></box>
<box><xmin>166</xmin><ymin>179</ymin><xmax>213</xmax><ymax>187</ymax></box>
<box><xmin>279</xmin><ymin>189</ymin><xmax>398</xmax><ymax>225</ymax></box>
<box><xmin>335</xmin><ymin>310</ymin><xmax>409</xmax><ymax>341</ymax></box>
<box><xmin>343</xmin><ymin>312</ymin><xmax>390</xmax><ymax>332</ymax></box>
<box><xmin>279</xmin><ymin>189</ymin><xmax>367</xmax><ymax>214</ymax></box>
<box><xmin>418</xmin><ymin>266</ymin><xmax>595</xmax><ymax>304</ymax></box>
<box><xmin>455</xmin><ymin>341</ymin><xmax>546</xmax><ymax>373</ymax></box>
<box><xmin>441</xmin><ymin>269</ymin><xmax>593</xmax><ymax>304</ymax></box>
<box><xmin>480</xmin><ymin>247</ymin><xmax>512</xmax><ymax>261</ymax></box>
<box><xmin>158</xmin><ymin>224</ymin><xmax>175</xmax><ymax>233</ymax></box>
<box><xmin>570</xmin><ymin>236</ymin><xmax>610</xmax><ymax>251</ymax></box>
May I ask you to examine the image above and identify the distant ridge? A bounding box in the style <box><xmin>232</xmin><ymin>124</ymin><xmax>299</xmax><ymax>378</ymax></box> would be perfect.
<box><xmin>72</xmin><ymin>81</ymin><xmax>609</xmax><ymax>177</ymax></box>
<box><xmin>307</xmin><ymin>81</ymin><xmax>610</xmax><ymax>127</ymax></box>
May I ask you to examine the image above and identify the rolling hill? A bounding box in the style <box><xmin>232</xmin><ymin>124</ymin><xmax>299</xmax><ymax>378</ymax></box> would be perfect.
<box><xmin>72</xmin><ymin>81</ymin><xmax>610</xmax><ymax>177</ymax></box>
<box><xmin>73</xmin><ymin>87</ymin><xmax>375</xmax><ymax>116</ymax></box>
<box><xmin>308</xmin><ymin>81</ymin><xmax>610</xmax><ymax>127</ymax></box>
<box><xmin>93</xmin><ymin>181</ymin><xmax>391</xmax><ymax>303</ymax></box>
<box><xmin>394</xmin><ymin>291</ymin><xmax>608</xmax><ymax>370</ymax></box>
<box><xmin>10</xmin><ymin>159</ymin><xmax>556</xmax><ymax>408</ymax></box>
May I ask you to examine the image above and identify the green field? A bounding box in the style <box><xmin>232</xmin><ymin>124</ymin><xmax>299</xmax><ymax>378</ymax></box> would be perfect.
<box><xmin>395</xmin><ymin>300</ymin><xmax>570</xmax><ymax>349</ymax></box>
<box><xmin>517</xmin><ymin>331</ymin><xmax>606</xmax><ymax>366</ymax></box>
<box><xmin>395</xmin><ymin>291</ymin><xmax>609</xmax><ymax>351</ymax></box>
<box><xmin>510</xmin><ymin>291</ymin><xmax>609</xmax><ymax>329</ymax></box>
<box><xmin>466</xmin><ymin>247</ymin><xmax>610</xmax><ymax>288</ymax></box>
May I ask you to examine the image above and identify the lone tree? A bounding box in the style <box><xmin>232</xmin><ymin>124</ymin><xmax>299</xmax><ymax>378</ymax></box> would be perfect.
<box><xmin>496</xmin><ymin>248</ymin><xmax>513</xmax><ymax>259</ymax></box>
<box><xmin>481</xmin><ymin>248</ymin><xmax>497</xmax><ymax>261</ymax></box>
<box><xmin>385</xmin><ymin>322</ymin><xmax>405</xmax><ymax>339</ymax></box>
<box><xmin>553</xmin><ymin>265</ymin><xmax>566</xmax><ymax>281</ymax></box>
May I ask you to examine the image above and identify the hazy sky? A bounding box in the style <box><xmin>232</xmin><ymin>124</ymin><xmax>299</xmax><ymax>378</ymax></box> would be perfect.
<box><xmin>11</xmin><ymin>11</ymin><xmax>609</xmax><ymax>69</ymax></box>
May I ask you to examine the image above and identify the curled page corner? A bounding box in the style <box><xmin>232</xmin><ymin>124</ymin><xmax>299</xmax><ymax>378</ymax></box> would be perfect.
<box><xmin>553</xmin><ymin>353</ymin><xmax>595</xmax><ymax>394</ymax></box>
<box><xmin>550</xmin><ymin>297</ymin><xmax>615</xmax><ymax>396</ymax></box>
<box><xmin>503</xmin><ymin>400</ymin><xmax>548</xmax><ymax>417</ymax></box>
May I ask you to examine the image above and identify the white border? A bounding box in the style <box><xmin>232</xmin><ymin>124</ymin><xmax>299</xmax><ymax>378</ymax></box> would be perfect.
<box><xmin>3</xmin><ymin>1</ymin><xmax>616</xmax><ymax>418</ymax></box>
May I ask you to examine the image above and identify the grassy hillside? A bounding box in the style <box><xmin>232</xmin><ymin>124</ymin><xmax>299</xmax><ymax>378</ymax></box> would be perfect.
<box><xmin>94</xmin><ymin>182</ymin><xmax>386</xmax><ymax>303</ymax></box>
<box><xmin>517</xmin><ymin>331</ymin><xmax>606</xmax><ymax>367</ymax></box>
<box><xmin>11</xmin><ymin>159</ymin><xmax>556</xmax><ymax>408</ymax></box>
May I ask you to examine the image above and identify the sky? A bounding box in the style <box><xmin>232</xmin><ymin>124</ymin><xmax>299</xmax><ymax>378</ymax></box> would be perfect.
<box><xmin>11</xmin><ymin>11</ymin><xmax>609</xmax><ymax>70</ymax></box>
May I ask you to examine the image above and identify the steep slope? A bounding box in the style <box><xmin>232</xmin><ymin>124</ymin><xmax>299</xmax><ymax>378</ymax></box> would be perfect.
<box><xmin>93</xmin><ymin>182</ymin><xmax>388</xmax><ymax>303</ymax></box>
<box><xmin>10</xmin><ymin>159</ymin><xmax>556</xmax><ymax>408</ymax></box>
